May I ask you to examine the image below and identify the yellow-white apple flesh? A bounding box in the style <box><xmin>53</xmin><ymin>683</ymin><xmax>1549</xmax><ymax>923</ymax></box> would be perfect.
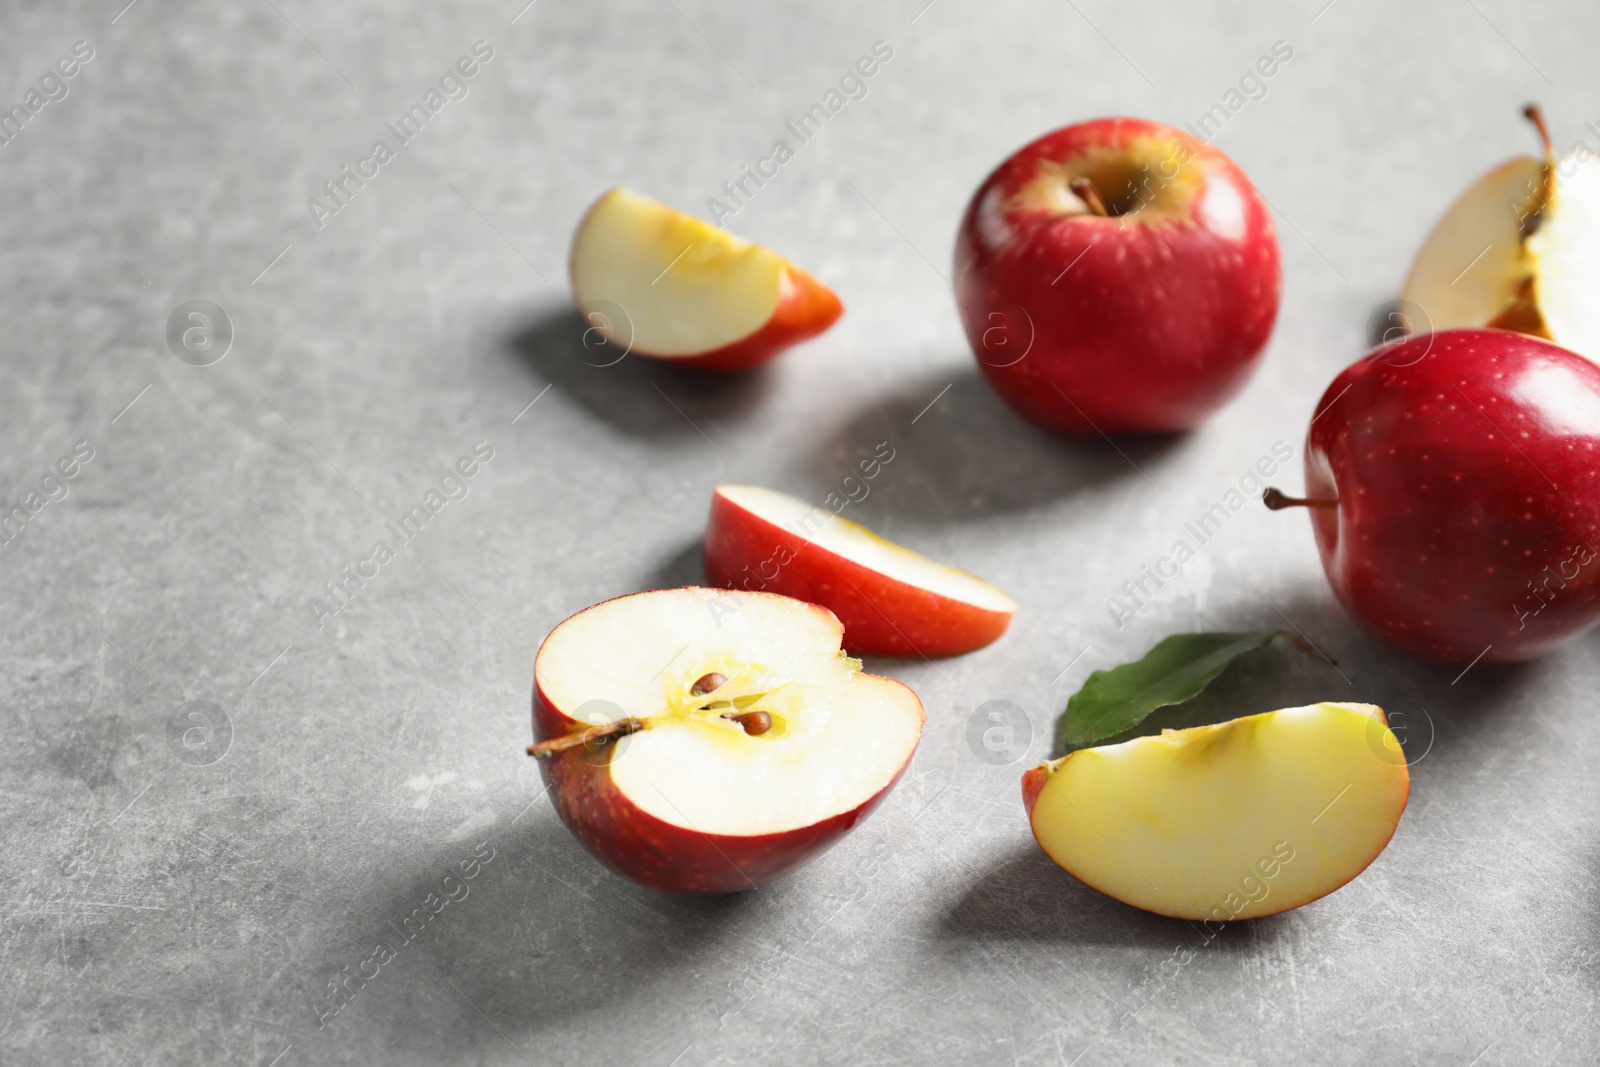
<box><xmin>569</xmin><ymin>188</ymin><xmax>843</xmax><ymax>371</ymax></box>
<box><xmin>1527</xmin><ymin>155</ymin><xmax>1600</xmax><ymax>359</ymax></box>
<box><xmin>1402</xmin><ymin>157</ymin><xmax>1542</xmax><ymax>332</ymax></box>
<box><xmin>1402</xmin><ymin>149</ymin><xmax>1600</xmax><ymax>359</ymax></box>
<box><xmin>534</xmin><ymin>588</ymin><xmax>923</xmax><ymax>893</ymax></box>
<box><xmin>705</xmin><ymin>484</ymin><xmax>1017</xmax><ymax>657</ymax></box>
<box><xmin>1022</xmin><ymin>702</ymin><xmax>1409</xmax><ymax>921</ymax></box>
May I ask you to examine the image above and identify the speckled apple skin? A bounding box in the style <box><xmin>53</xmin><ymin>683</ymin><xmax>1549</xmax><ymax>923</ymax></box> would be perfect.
<box><xmin>703</xmin><ymin>491</ymin><xmax>1014</xmax><ymax>657</ymax></box>
<box><xmin>1304</xmin><ymin>328</ymin><xmax>1600</xmax><ymax>664</ymax></box>
<box><xmin>954</xmin><ymin>117</ymin><xmax>1280</xmax><ymax>435</ymax></box>
<box><xmin>530</xmin><ymin>595</ymin><xmax>923</xmax><ymax>894</ymax></box>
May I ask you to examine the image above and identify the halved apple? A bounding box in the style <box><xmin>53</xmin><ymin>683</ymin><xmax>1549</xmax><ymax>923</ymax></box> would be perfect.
<box><xmin>568</xmin><ymin>188</ymin><xmax>843</xmax><ymax>371</ymax></box>
<box><xmin>1402</xmin><ymin>106</ymin><xmax>1600</xmax><ymax>360</ymax></box>
<box><xmin>1023</xmin><ymin>702</ymin><xmax>1409</xmax><ymax>921</ymax></box>
<box><xmin>531</xmin><ymin>587</ymin><xmax>923</xmax><ymax>893</ymax></box>
<box><xmin>704</xmin><ymin>485</ymin><xmax>1016</xmax><ymax>658</ymax></box>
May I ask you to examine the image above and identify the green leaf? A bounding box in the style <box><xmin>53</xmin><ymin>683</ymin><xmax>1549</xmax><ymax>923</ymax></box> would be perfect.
<box><xmin>1061</xmin><ymin>632</ymin><xmax>1289</xmax><ymax>751</ymax></box>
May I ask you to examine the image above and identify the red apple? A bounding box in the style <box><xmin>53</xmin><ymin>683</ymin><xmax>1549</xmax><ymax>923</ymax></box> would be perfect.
<box><xmin>704</xmin><ymin>485</ymin><xmax>1016</xmax><ymax>657</ymax></box>
<box><xmin>1267</xmin><ymin>327</ymin><xmax>1600</xmax><ymax>664</ymax></box>
<box><xmin>530</xmin><ymin>587</ymin><xmax>924</xmax><ymax>893</ymax></box>
<box><xmin>954</xmin><ymin>117</ymin><xmax>1280</xmax><ymax>434</ymax></box>
<box><xmin>569</xmin><ymin>188</ymin><xmax>843</xmax><ymax>371</ymax></box>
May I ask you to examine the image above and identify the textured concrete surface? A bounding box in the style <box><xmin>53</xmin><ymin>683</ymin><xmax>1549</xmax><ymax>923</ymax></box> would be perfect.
<box><xmin>2</xmin><ymin>0</ymin><xmax>1598</xmax><ymax>1064</ymax></box>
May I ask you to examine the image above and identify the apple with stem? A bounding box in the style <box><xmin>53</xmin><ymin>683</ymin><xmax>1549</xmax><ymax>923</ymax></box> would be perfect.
<box><xmin>529</xmin><ymin>587</ymin><xmax>924</xmax><ymax>893</ymax></box>
<box><xmin>1265</xmin><ymin>327</ymin><xmax>1600</xmax><ymax>664</ymax></box>
<box><xmin>1024</xmin><ymin>702</ymin><xmax>1409</xmax><ymax>920</ymax></box>
<box><xmin>954</xmin><ymin>117</ymin><xmax>1280</xmax><ymax>435</ymax></box>
<box><xmin>569</xmin><ymin>188</ymin><xmax>843</xmax><ymax>371</ymax></box>
<box><xmin>704</xmin><ymin>485</ymin><xmax>1016</xmax><ymax>657</ymax></box>
<box><xmin>1402</xmin><ymin>106</ymin><xmax>1600</xmax><ymax>360</ymax></box>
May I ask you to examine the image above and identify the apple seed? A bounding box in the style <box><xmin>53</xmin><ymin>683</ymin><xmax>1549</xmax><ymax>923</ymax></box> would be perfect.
<box><xmin>723</xmin><ymin>710</ymin><xmax>773</xmax><ymax>736</ymax></box>
<box><xmin>690</xmin><ymin>672</ymin><xmax>728</xmax><ymax>696</ymax></box>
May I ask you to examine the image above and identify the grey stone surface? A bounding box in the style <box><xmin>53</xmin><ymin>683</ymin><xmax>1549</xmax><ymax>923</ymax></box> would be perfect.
<box><xmin>2</xmin><ymin>0</ymin><xmax>1596</xmax><ymax>1063</ymax></box>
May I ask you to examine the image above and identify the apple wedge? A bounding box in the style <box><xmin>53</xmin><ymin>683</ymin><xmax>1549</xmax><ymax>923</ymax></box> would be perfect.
<box><xmin>704</xmin><ymin>485</ymin><xmax>1016</xmax><ymax>657</ymax></box>
<box><xmin>569</xmin><ymin>188</ymin><xmax>843</xmax><ymax>371</ymax></box>
<box><xmin>1023</xmin><ymin>702</ymin><xmax>1409</xmax><ymax>920</ymax></box>
<box><xmin>1402</xmin><ymin>106</ymin><xmax>1600</xmax><ymax>360</ymax></box>
<box><xmin>530</xmin><ymin>588</ymin><xmax>924</xmax><ymax>893</ymax></box>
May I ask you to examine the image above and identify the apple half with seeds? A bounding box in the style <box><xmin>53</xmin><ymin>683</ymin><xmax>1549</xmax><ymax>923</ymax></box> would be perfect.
<box><xmin>704</xmin><ymin>485</ymin><xmax>1016</xmax><ymax>657</ymax></box>
<box><xmin>1023</xmin><ymin>702</ymin><xmax>1409</xmax><ymax>920</ymax></box>
<box><xmin>530</xmin><ymin>587</ymin><xmax>924</xmax><ymax>893</ymax></box>
<box><xmin>569</xmin><ymin>188</ymin><xmax>843</xmax><ymax>371</ymax></box>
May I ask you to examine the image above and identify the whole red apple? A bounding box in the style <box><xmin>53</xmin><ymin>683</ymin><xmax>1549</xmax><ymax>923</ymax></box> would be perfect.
<box><xmin>530</xmin><ymin>588</ymin><xmax>923</xmax><ymax>893</ymax></box>
<box><xmin>954</xmin><ymin>117</ymin><xmax>1280</xmax><ymax>434</ymax></box>
<box><xmin>1267</xmin><ymin>328</ymin><xmax>1600</xmax><ymax>664</ymax></box>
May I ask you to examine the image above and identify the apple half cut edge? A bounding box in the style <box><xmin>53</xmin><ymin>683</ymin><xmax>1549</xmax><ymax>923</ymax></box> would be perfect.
<box><xmin>1401</xmin><ymin>107</ymin><xmax>1600</xmax><ymax>362</ymax></box>
<box><xmin>531</xmin><ymin>588</ymin><xmax>924</xmax><ymax>893</ymax></box>
<box><xmin>705</xmin><ymin>484</ymin><xmax>1017</xmax><ymax>657</ymax></box>
<box><xmin>1023</xmin><ymin>702</ymin><xmax>1409</xmax><ymax>921</ymax></box>
<box><xmin>569</xmin><ymin>188</ymin><xmax>844</xmax><ymax>371</ymax></box>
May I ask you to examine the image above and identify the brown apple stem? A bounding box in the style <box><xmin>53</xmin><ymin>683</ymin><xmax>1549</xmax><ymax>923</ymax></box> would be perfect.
<box><xmin>1522</xmin><ymin>104</ymin><xmax>1556</xmax><ymax>236</ymax></box>
<box><xmin>723</xmin><ymin>710</ymin><xmax>773</xmax><ymax>736</ymax></box>
<box><xmin>1263</xmin><ymin>488</ymin><xmax>1339</xmax><ymax>511</ymax></box>
<box><xmin>1523</xmin><ymin>103</ymin><xmax>1554</xmax><ymax>162</ymax></box>
<box><xmin>1068</xmin><ymin>177</ymin><xmax>1110</xmax><ymax>217</ymax></box>
<box><xmin>527</xmin><ymin>718</ymin><xmax>645</xmax><ymax>759</ymax></box>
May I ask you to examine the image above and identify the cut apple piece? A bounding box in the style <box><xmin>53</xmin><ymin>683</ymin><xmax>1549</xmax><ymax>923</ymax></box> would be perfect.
<box><xmin>531</xmin><ymin>587</ymin><xmax>923</xmax><ymax>893</ymax></box>
<box><xmin>1401</xmin><ymin>107</ymin><xmax>1600</xmax><ymax>361</ymax></box>
<box><xmin>568</xmin><ymin>188</ymin><xmax>843</xmax><ymax>371</ymax></box>
<box><xmin>704</xmin><ymin>484</ymin><xmax>1016</xmax><ymax>657</ymax></box>
<box><xmin>1023</xmin><ymin>702</ymin><xmax>1409</xmax><ymax>920</ymax></box>
<box><xmin>1401</xmin><ymin>155</ymin><xmax>1544</xmax><ymax>333</ymax></box>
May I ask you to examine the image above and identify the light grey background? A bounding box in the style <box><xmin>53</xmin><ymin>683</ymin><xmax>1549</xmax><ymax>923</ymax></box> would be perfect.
<box><xmin>2</xmin><ymin>0</ymin><xmax>1595</xmax><ymax>1064</ymax></box>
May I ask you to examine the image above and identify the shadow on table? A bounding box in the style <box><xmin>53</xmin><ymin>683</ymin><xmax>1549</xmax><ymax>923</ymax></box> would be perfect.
<box><xmin>644</xmin><ymin>537</ymin><xmax>707</xmax><ymax>591</ymax></box>
<box><xmin>790</xmin><ymin>367</ymin><xmax>1184</xmax><ymax>523</ymax></box>
<box><xmin>505</xmin><ymin>308</ymin><xmax>777</xmax><ymax>440</ymax></box>
<box><xmin>936</xmin><ymin>842</ymin><xmax>1278</xmax><ymax>948</ymax></box>
<box><xmin>360</xmin><ymin>814</ymin><xmax>755</xmax><ymax>1053</ymax></box>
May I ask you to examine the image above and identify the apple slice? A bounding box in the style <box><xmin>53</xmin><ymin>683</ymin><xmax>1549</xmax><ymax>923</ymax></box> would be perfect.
<box><xmin>1402</xmin><ymin>106</ymin><xmax>1600</xmax><ymax>360</ymax></box>
<box><xmin>569</xmin><ymin>188</ymin><xmax>843</xmax><ymax>371</ymax></box>
<box><xmin>1401</xmin><ymin>156</ymin><xmax>1543</xmax><ymax>333</ymax></box>
<box><xmin>704</xmin><ymin>485</ymin><xmax>1016</xmax><ymax>657</ymax></box>
<box><xmin>1023</xmin><ymin>702</ymin><xmax>1409</xmax><ymax>921</ymax></box>
<box><xmin>530</xmin><ymin>587</ymin><xmax>924</xmax><ymax>893</ymax></box>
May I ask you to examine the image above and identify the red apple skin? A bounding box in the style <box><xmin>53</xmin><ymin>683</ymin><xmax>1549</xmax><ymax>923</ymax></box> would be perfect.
<box><xmin>1301</xmin><ymin>328</ymin><xmax>1600</xmax><ymax>664</ymax></box>
<box><xmin>954</xmin><ymin>117</ymin><xmax>1280</xmax><ymax>435</ymax></box>
<box><xmin>675</xmin><ymin>266</ymin><xmax>843</xmax><ymax>372</ymax></box>
<box><xmin>1020</xmin><ymin>764</ymin><xmax>1049</xmax><ymax>818</ymax></box>
<box><xmin>531</xmin><ymin>596</ymin><xmax>922</xmax><ymax>894</ymax></box>
<box><xmin>703</xmin><ymin>490</ymin><xmax>1013</xmax><ymax>657</ymax></box>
